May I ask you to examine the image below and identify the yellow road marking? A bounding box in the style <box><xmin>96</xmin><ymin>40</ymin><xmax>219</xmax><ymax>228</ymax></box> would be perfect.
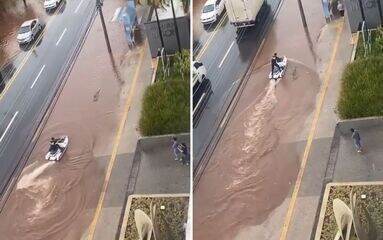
<box><xmin>279</xmin><ymin>21</ymin><xmax>344</xmax><ymax>240</ymax></box>
<box><xmin>196</xmin><ymin>12</ymin><xmax>227</xmax><ymax>60</ymax></box>
<box><xmin>86</xmin><ymin>46</ymin><xmax>145</xmax><ymax>240</ymax></box>
<box><xmin>0</xmin><ymin>3</ymin><xmax>63</xmax><ymax>102</ymax></box>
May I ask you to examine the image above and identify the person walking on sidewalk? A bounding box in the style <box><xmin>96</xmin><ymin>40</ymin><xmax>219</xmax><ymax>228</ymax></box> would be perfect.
<box><xmin>337</xmin><ymin>0</ymin><xmax>344</xmax><ymax>17</ymax></box>
<box><xmin>178</xmin><ymin>143</ymin><xmax>190</xmax><ymax>166</ymax></box>
<box><xmin>172</xmin><ymin>137</ymin><xmax>180</xmax><ymax>161</ymax></box>
<box><xmin>351</xmin><ymin>128</ymin><xmax>362</xmax><ymax>153</ymax></box>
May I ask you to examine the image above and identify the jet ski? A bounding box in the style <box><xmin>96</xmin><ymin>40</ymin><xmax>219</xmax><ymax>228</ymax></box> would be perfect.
<box><xmin>45</xmin><ymin>136</ymin><xmax>69</xmax><ymax>161</ymax></box>
<box><xmin>269</xmin><ymin>56</ymin><xmax>287</xmax><ymax>80</ymax></box>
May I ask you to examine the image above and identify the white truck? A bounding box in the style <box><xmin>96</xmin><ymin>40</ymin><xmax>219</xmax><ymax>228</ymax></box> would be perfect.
<box><xmin>225</xmin><ymin>0</ymin><xmax>265</xmax><ymax>28</ymax></box>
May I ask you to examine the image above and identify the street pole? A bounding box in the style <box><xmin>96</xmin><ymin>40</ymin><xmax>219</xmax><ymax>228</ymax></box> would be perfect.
<box><xmin>170</xmin><ymin>0</ymin><xmax>182</xmax><ymax>52</ymax></box>
<box><xmin>154</xmin><ymin>7</ymin><xmax>165</xmax><ymax>48</ymax></box>
<box><xmin>96</xmin><ymin>0</ymin><xmax>112</xmax><ymax>54</ymax></box>
<box><xmin>297</xmin><ymin>0</ymin><xmax>308</xmax><ymax>28</ymax></box>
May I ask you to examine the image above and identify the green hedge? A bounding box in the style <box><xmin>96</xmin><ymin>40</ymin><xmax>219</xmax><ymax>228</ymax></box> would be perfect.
<box><xmin>337</xmin><ymin>57</ymin><xmax>383</xmax><ymax>119</ymax></box>
<box><xmin>139</xmin><ymin>79</ymin><xmax>189</xmax><ymax>136</ymax></box>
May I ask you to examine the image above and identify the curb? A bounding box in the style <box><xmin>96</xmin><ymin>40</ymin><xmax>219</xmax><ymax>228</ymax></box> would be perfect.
<box><xmin>310</xmin><ymin>116</ymin><xmax>383</xmax><ymax>239</ymax></box>
<box><xmin>313</xmin><ymin>181</ymin><xmax>383</xmax><ymax>240</ymax></box>
<box><xmin>115</xmin><ymin>133</ymin><xmax>190</xmax><ymax>240</ymax></box>
<box><xmin>150</xmin><ymin>58</ymin><xmax>158</xmax><ymax>84</ymax></box>
<box><xmin>350</xmin><ymin>31</ymin><xmax>359</xmax><ymax>62</ymax></box>
<box><xmin>118</xmin><ymin>193</ymin><xmax>189</xmax><ymax>240</ymax></box>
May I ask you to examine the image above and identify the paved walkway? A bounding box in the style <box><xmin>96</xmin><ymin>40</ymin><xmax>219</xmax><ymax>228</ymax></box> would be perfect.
<box><xmin>285</xmin><ymin>20</ymin><xmax>353</xmax><ymax>240</ymax></box>
<box><xmin>334</xmin><ymin>118</ymin><xmax>383</xmax><ymax>182</ymax></box>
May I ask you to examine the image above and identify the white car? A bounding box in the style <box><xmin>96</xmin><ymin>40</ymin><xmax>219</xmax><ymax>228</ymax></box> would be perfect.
<box><xmin>193</xmin><ymin>61</ymin><xmax>207</xmax><ymax>82</ymax></box>
<box><xmin>193</xmin><ymin>61</ymin><xmax>212</xmax><ymax>127</ymax></box>
<box><xmin>16</xmin><ymin>19</ymin><xmax>43</xmax><ymax>45</ymax></box>
<box><xmin>201</xmin><ymin>0</ymin><xmax>225</xmax><ymax>25</ymax></box>
<box><xmin>44</xmin><ymin>0</ymin><xmax>62</xmax><ymax>10</ymax></box>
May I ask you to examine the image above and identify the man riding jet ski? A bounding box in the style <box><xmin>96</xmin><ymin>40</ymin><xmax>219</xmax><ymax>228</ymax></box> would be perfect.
<box><xmin>45</xmin><ymin>136</ymin><xmax>69</xmax><ymax>161</ymax></box>
<box><xmin>269</xmin><ymin>53</ymin><xmax>287</xmax><ymax>80</ymax></box>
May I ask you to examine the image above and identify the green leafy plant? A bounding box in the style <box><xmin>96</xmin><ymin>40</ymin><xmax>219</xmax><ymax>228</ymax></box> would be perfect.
<box><xmin>139</xmin><ymin>79</ymin><xmax>189</xmax><ymax>136</ymax></box>
<box><xmin>337</xmin><ymin>56</ymin><xmax>383</xmax><ymax>119</ymax></box>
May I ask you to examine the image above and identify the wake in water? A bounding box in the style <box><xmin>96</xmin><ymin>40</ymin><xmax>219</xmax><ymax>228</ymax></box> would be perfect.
<box><xmin>224</xmin><ymin>80</ymin><xmax>279</xmax><ymax>191</ymax></box>
<box><xmin>242</xmin><ymin>81</ymin><xmax>278</xmax><ymax>154</ymax></box>
<box><xmin>0</xmin><ymin>122</ymin><xmax>102</xmax><ymax>240</ymax></box>
<box><xmin>17</xmin><ymin>162</ymin><xmax>55</xmax><ymax>220</ymax></box>
<box><xmin>195</xmin><ymin>61</ymin><xmax>321</xmax><ymax>240</ymax></box>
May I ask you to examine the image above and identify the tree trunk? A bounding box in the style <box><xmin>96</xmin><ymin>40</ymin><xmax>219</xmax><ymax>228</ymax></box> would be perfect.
<box><xmin>154</xmin><ymin>7</ymin><xmax>165</xmax><ymax>49</ymax></box>
<box><xmin>170</xmin><ymin>0</ymin><xmax>182</xmax><ymax>52</ymax></box>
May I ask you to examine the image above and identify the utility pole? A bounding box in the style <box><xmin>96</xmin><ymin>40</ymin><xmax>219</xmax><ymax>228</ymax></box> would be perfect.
<box><xmin>297</xmin><ymin>0</ymin><xmax>308</xmax><ymax>28</ymax></box>
<box><xmin>96</xmin><ymin>0</ymin><xmax>112</xmax><ymax>54</ymax></box>
<box><xmin>170</xmin><ymin>0</ymin><xmax>182</xmax><ymax>52</ymax></box>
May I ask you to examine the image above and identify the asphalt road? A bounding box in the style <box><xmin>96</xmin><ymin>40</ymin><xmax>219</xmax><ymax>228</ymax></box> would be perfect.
<box><xmin>193</xmin><ymin>0</ymin><xmax>282</xmax><ymax>168</ymax></box>
<box><xmin>0</xmin><ymin>0</ymin><xmax>97</xmax><ymax>196</ymax></box>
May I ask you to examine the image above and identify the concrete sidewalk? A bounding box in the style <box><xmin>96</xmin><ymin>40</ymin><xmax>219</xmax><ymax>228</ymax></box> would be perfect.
<box><xmin>331</xmin><ymin>117</ymin><xmax>383</xmax><ymax>182</ymax></box>
<box><xmin>285</xmin><ymin>20</ymin><xmax>354</xmax><ymax>240</ymax></box>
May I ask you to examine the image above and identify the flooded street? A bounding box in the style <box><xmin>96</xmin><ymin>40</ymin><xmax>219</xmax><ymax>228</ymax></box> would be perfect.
<box><xmin>193</xmin><ymin>0</ymin><xmax>327</xmax><ymax>237</ymax></box>
<box><xmin>0</xmin><ymin>124</ymin><xmax>102</xmax><ymax>239</ymax></box>
<box><xmin>0</xmin><ymin>0</ymin><xmax>138</xmax><ymax>237</ymax></box>
<box><xmin>194</xmin><ymin>62</ymin><xmax>320</xmax><ymax>239</ymax></box>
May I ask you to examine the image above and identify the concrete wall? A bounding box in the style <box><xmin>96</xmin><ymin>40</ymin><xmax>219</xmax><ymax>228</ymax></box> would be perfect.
<box><xmin>337</xmin><ymin>116</ymin><xmax>383</xmax><ymax>134</ymax></box>
<box><xmin>345</xmin><ymin>0</ymin><xmax>383</xmax><ymax>33</ymax></box>
<box><xmin>144</xmin><ymin>11</ymin><xmax>190</xmax><ymax>58</ymax></box>
<box><xmin>345</xmin><ymin>0</ymin><xmax>364</xmax><ymax>32</ymax></box>
<box><xmin>139</xmin><ymin>133</ymin><xmax>190</xmax><ymax>152</ymax></box>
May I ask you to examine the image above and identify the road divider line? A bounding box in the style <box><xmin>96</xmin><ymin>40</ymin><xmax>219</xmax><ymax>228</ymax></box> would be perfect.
<box><xmin>56</xmin><ymin>28</ymin><xmax>67</xmax><ymax>46</ymax></box>
<box><xmin>86</xmin><ymin>46</ymin><xmax>146</xmax><ymax>240</ymax></box>
<box><xmin>0</xmin><ymin>0</ymin><xmax>64</xmax><ymax>102</ymax></box>
<box><xmin>0</xmin><ymin>111</ymin><xmax>19</xmax><ymax>143</ymax></box>
<box><xmin>30</xmin><ymin>65</ymin><xmax>46</xmax><ymax>89</ymax></box>
<box><xmin>74</xmin><ymin>0</ymin><xmax>85</xmax><ymax>13</ymax></box>
<box><xmin>279</xmin><ymin>21</ymin><xmax>344</xmax><ymax>240</ymax></box>
<box><xmin>196</xmin><ymin>12</ymin><xmax>227</xmax><ymax>60</ymax></box>
<box><xmin>218</xmin><ymin>41</ymin><xmax>234</xmax><ymax>68</ymax></box>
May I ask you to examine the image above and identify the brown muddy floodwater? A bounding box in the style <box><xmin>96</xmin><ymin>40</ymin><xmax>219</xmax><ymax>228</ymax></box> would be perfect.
<box><xmin>0</xmin><ymin>0</ymin><xmax>133</xmax><ymax>238</ymax></box>
<box><xmin>194</xmin><ymin>61</ymin><xmax>320</xmax><ymax>239</ymax></box>
<box><xmin>0</xmin><ymin>122</ymin><xmax>103</xmax><ymax>240</ymax></box>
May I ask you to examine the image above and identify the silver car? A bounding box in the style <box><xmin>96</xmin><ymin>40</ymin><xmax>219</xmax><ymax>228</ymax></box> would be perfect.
<box><xmin>16</xmin><ymin>19</ymin><xmax>43</xmax><ymax>45</ymax></box>
<box><xmin>44</xmin><ymin>0</ymin><xmax>62</xmax><ymax>10</ymax></box>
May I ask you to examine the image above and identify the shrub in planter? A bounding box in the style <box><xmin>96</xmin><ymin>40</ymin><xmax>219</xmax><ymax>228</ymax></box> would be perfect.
<box><xmin>139</xmin><ymin>79</ymin><xmax>189</xmax><ymax>136</ymax></box>
<box><xmin>338</xmin><ymin>57</ymin><xmax>383</xmax><ymax>119</ymax></box>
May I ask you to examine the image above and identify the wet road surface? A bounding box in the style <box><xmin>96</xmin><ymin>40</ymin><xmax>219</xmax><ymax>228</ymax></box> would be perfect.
<box><xmin>0</xmin><ymin>0</ymin><xmax>97</xmax><ymax>199</ymax></box>
<box><xmin>0</xmin><ymin>0</ymin><xmax>136</xmax><ymax>237</ymax></box>
<box><xmin>193</xmin><ymin>0</ymin><xmax>282</xmax><ymax>167</ymax></box>
<box><xmin>194</xmin><ymin>0</ymin><xmax>327</xmax><ymax>237</ymax></box>
<box><xmin>194</xmin><ymin>62</ymin><xmax>320</xmax><ymax>239</ymax></box>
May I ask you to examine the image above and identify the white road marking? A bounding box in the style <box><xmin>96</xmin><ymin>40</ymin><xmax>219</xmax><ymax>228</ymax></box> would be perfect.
<box><xmin>56</xmin><ymin>28</ymin><xmax>67</xmax><ymax>46</ymax></box>
<box><xmin>74</xmin><ymin>0</ymin><xmax>85</xmax><ymax>13</ymax></box>
<box><xmin>0</xmin><ymin>111</ymin><xmax>19</xmax><ymax>143</ymax></box>
<box><xmin>111</xmin><ymin>7</ymin><xmax>122</xmax><ymax>22</ymax></box>
<box><xmin>30</xmin><ymin>65</ymin><xmax>45</xmax><ymax>89</ymax></box>
<box><xmin>218</xmin><ymin>41</ymin><xmax>235</xmax><ymax>68</ymax></box>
